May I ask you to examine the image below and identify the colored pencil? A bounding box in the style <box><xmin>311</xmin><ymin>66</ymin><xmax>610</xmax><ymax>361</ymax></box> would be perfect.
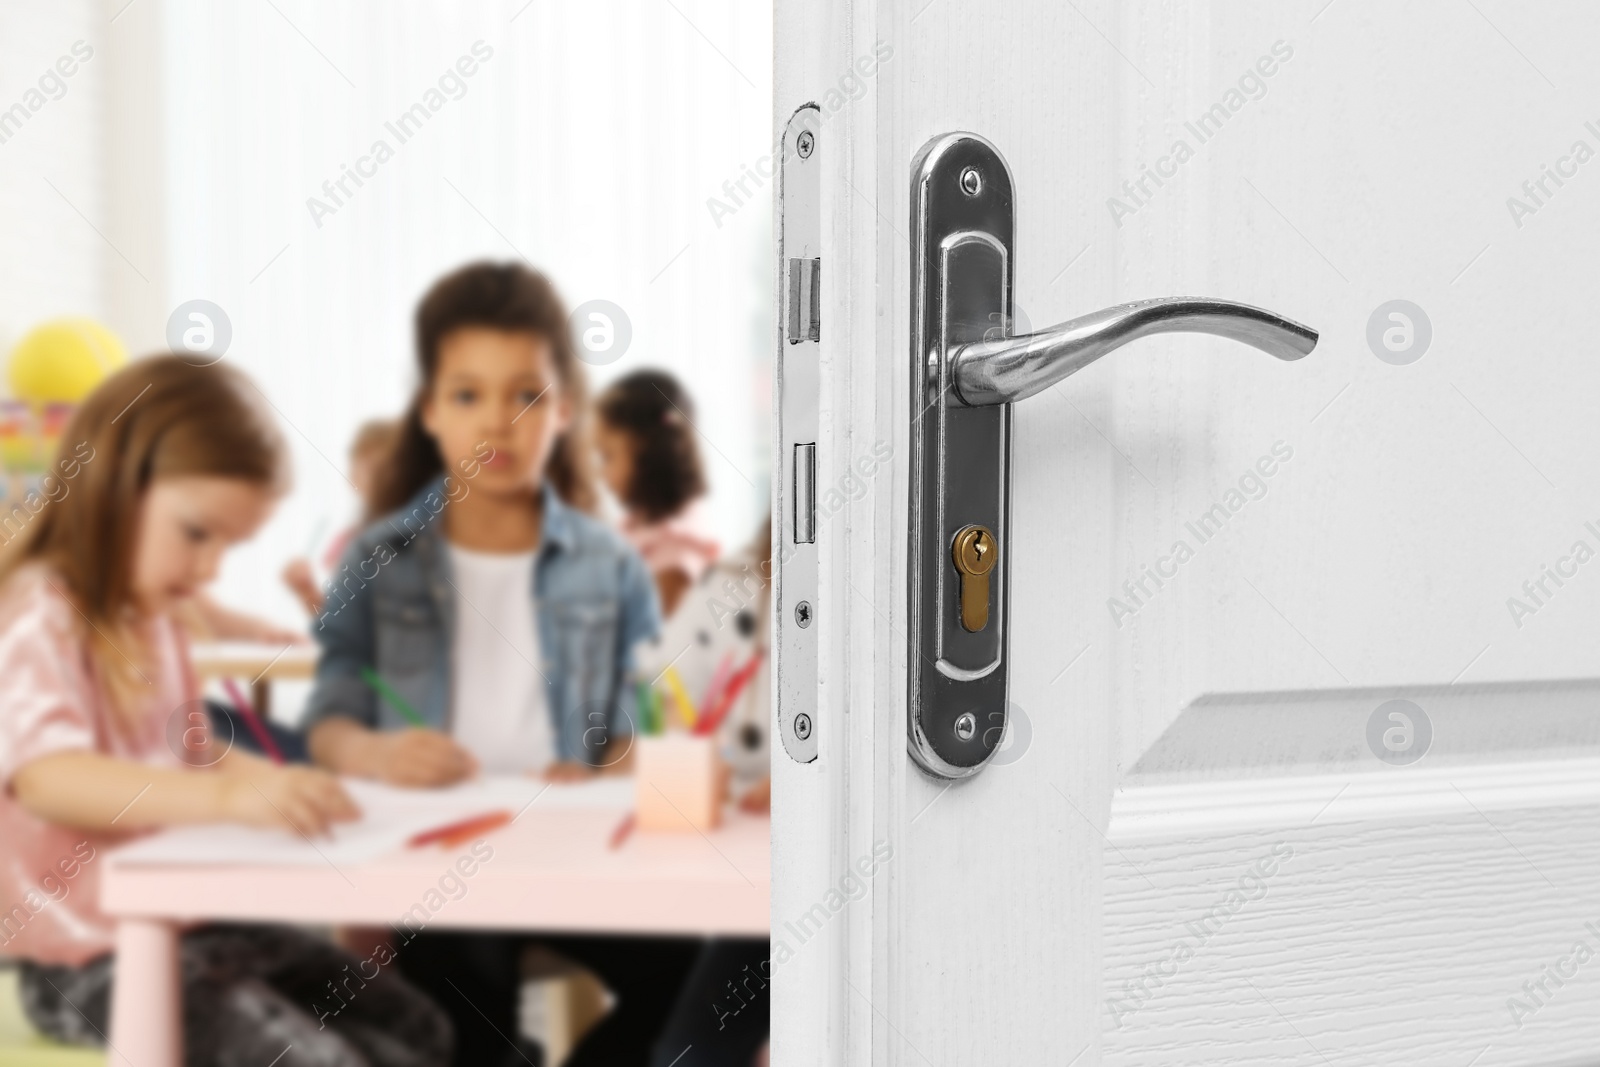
<box><xmin>702</xmin><ymin>651</ymin><xmax>734</xmax><ymax>713</ymax></box>
<box><xmin>664</xmin><ymin>666</ymin><xmax>698</xmax><ymax>729</ymax></box>
<box><xmin>433</xmin><ymin>811</ymin><xmax>513</xmax><ymax>849</ymax></box>
<box><xmin>634</xmin><ymin>680</ymin><xmax>654</xmax><ymax>735</ymax></box>
<box><xmin>407</xmin><ymin>809</ymin><xmax>512</xmax><ymax>849</ymax></box>
<box><xmin>695</xmin><ymin>651</ymin><xmax>764</xmax><ymax>737</ymax></box>
<box><xmin>221</xmin><ymin>677</ymin><xmax>286</xmax><ymax>765</ymax></box>
<box><xmin>359</xmin><ymin>666</ymin><xmax>428</xmax><ymax>727</ymax></box>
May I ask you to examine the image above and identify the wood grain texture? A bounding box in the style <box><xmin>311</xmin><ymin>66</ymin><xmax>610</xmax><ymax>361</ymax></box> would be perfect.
<box><xmin>1104</xmin><ymin>801</ymin><xmax>1600</xmax><ymax>1067</ymax></box>
<box><xmin>771</xmin><ymin>2</ymin><xmax>850</xmax><ymax>1063</ymax></box>
<box><xmin>863</xmin><ymin>1</ymin><xmax>1116</xmax><ymax>1063</ymax></box>
<box><xmin>1103</xmin><ymin>0</ymin><xmax>1600</xmax><ymax>773</ymax></box>
<box><xmin>1106</xmin><ymin>685</ymin><xmax>1600</xmax><ymax>1067</ymax></box>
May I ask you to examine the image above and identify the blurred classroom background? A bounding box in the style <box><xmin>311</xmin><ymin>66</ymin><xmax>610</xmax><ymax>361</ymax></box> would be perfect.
<box><xmin>0</xmin><ymin>0</ymin><xmax>773</xmax><ymax>637</ymax></box>
<box><xmin>0</xmin><ymin>4</ymin><xmax>774</xmax><ymax>1064</ymax></box>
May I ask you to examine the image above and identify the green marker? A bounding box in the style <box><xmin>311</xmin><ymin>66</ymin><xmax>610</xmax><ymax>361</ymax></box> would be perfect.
<box><xmin>360</xmin><ymin>666</ymin><xmax>427</xmax><ymax>728</ymax></box>
<box><xmin>635</xmin><ymin>680</ymin><xmax>654</xmax><ymax>735</ymax></box>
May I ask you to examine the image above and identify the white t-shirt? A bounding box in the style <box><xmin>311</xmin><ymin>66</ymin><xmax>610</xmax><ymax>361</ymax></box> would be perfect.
<box><xmin>446</xmin><ymin>543</ymin><xmax>554</xmax><ymax>774</ymax></box>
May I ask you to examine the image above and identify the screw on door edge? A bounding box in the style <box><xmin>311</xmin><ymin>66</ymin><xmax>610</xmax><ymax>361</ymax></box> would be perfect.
<box><xmin>797</xmin><ymin>130</ymin><xmax>814</xmax><ymax>158</ymax></box>
<box><xmin>960</xmin><ymin>166</ymin><xmax>982</xmax><ymax>196</ymax></box>
<box><xmin>795</xmin><ymin>601</ymin><xmax>813</xmax><ymax>628</ymax></box>
<box><xmin>954</xmin><ymin>712</ymin><xmax>976</xmax><ymax>741</ymax></box>
<box><xmin>794</xmin><ymin>713</ymin><xmax>812</xmax><ymax>741</ymax></box>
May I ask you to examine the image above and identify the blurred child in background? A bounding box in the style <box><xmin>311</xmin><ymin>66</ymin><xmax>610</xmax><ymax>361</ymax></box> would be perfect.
<box><xmin>595</xmin><ymin>369</ymin><xmax>720</xmax><ymax>616</ymax></box>
<box><xmin>281</xmin><ymin>417</ymin><xmax>398</xmax><ymax>615</ymax></box>
<box><xmin>0</xmin><ymin>356</ymin><xmax>451</xmax><ymax>1067</ymax></box>
<box><xmin>300</xmin><ymin>262</ymin><xmax>698</xmax><ymax>1067</ymax></box>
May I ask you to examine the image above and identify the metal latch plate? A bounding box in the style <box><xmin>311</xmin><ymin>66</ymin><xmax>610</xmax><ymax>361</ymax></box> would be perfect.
<box><xmin>775</xmin><ymin>104</ymin><xmax>821</xmax><ymax>763</ymax></box>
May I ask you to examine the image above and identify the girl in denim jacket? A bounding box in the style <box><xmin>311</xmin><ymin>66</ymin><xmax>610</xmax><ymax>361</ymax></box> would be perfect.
<box><xmin>303</xmin><ymin>261</ymin><xmax>697</xmax><ymax>1067</ymax></box>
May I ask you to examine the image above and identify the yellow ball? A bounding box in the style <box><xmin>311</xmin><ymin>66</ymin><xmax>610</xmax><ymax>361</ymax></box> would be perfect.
<box><xmin>8</xmin><ymin>319</ymin><xmax>128</xmax><ymax>404</ymax></box>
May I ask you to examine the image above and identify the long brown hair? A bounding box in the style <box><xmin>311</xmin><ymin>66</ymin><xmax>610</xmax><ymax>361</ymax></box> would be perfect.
<box><xmin>369</xmin><ymin>261</ymin><xmax>597</xmax><ymax>518</ymax></box>
<box><xmin>0</xmin><ymin>355</ymin><xmax>287</xmax><ymax>714</ymax></box>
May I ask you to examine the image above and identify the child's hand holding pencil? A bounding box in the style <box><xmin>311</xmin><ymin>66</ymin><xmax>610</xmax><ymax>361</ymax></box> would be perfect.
<box><xmin>219</xmin><ymin>765</ymin><xmax>359</xmax><ymax>837</ymax></box>
<box><xmin>356</xmin><ymin>666</ymin><xmax>478</xmax><ymax>787</ymax></box>
<box><xmin>372</xmin><ymin>730</ymin><xmax>479</xmax><ymax>787</ymax></box>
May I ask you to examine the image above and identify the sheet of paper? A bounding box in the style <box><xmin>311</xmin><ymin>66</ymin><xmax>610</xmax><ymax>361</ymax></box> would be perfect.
<box><xmin>107</xmin><ymin>774</ymin><xmax>635</xmax><ymax>868</ymax></box>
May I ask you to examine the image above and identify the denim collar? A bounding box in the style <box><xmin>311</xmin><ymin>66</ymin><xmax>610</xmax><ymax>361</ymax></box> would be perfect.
<box><xmin>402</xmin><ymin>476</ymin><xmax>578</xmax><ymax>557</ymax></box>
<box><xmin>537</xmin><ymin>482</ymin><xmax>578</xmax><ymax>555</ymax></box>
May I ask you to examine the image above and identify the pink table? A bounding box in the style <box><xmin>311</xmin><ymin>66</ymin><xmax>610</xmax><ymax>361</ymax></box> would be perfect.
<box><xmin>101</xmin><ymin>805</ymin><xmax>770</xmax><ymax>1067</ymax></box>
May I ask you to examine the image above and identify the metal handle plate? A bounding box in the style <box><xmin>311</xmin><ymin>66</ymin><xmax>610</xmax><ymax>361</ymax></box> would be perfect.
<box><xmin>905</xmin><ymin>132</ymin><xmax>1317</xmax><ymax>781</ymax></box>
<box><xmin>906</xmin><ymin>132</ymin><xmax>1014</xmax><ymax>780</ymax></box>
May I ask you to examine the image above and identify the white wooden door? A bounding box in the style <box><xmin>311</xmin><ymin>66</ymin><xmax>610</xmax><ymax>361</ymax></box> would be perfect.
<box><xmin>772</xmin><ymin>3</ymin><xmax>1600</xmax><ymax>1065</ymax></box>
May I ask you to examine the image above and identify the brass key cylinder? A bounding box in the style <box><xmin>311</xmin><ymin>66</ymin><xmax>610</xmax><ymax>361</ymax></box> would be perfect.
<box><xmin>951</xmin><ymin>524</ymin><xmax>998</xmax><ymax>632</ymax></box>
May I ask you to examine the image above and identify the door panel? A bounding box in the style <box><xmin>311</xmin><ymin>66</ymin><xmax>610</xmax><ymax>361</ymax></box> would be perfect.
<box><xmin>775</xmin><ymin>1</ymin><xmax>1600</xmax><ymax>1063</ymax></box>
<box><xmin>880</xmin><ymin>7</ymin><xmax>1119</xmax><ymax>1064</ymax></box>
<box><xmin>1105</xmin><ymin>681</ymin><xmax>1600</xmax><ymax>1065</ymax></box>
<box><xmin>1106</xmin><ymin>2</ymin><xmax>1600</xmax><ymax>763</ymax></box>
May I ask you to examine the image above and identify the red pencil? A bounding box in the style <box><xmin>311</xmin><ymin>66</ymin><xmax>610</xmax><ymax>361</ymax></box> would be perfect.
<box><xmin>434</xmin><ymin>813</ymin><xmax>513</xmax><ymax>849</ymax></box>
<box><xmin>221</xmin><ymin>678</ymin><xmax>286</xmax><ymax>765</ymax></box>
<box><xmin>701</xmin><ymin>651</ymin><xmax>735</xmax><ymax>711</ymax></box>
<box><xmin>407</xmin><ymin>809</ymin><xmax>513</xmax><ymax>848</ymax></box>
<box><xmin>608</xmin><ymin>812</ymin><xmax>636</xmax><ymax>850</ymax></box>
<box><xmin>695</xmin><ymin>651</ymin><xmax>764</xmax><ymax>737</ymax></box>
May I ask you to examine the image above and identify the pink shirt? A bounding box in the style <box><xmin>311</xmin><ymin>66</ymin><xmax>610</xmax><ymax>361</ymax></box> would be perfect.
<box><xmin>0</xmin><ymin>565</ymin><xmax>194</xmax><ymax>966</ymax></box>
<box><xmin>621</xmin><ymin>502</ymin><xmax>721</xmax><ymax>588</ymax></box>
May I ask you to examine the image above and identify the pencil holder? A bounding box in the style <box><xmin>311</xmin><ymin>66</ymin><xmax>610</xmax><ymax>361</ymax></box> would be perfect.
<box><xmin>635</xmin><ymin>734</ymin><xmax>722</xmax><ymax>832</ymax></box>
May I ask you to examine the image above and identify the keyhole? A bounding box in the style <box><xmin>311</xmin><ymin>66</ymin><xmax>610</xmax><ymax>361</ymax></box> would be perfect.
<box><xmin>951</xmin><ymin>524</ymin><xmax>998</xmax><ymax>632</ymax></box>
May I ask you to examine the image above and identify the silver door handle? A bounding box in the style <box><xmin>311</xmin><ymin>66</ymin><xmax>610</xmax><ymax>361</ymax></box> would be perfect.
<box><xmin>950</xmin><ymin>297</ymin><xmax>1317</xmax><ymax>407</ymax></box>
<box><xmin>906</xmin><ymin>131</ymin><xmax>1319</xmax><ymax>781</ymax></box>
